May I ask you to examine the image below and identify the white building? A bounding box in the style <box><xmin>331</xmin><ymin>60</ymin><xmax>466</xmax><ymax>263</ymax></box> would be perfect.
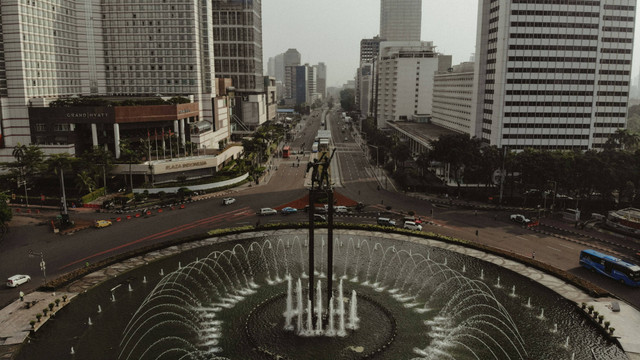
<box><xmin>380</xmin><ymin>0</ymin><xmax>421</xmax><ymax>41</ymax></box>
<box><xmin>376</xmin><ymin>41</ymin><xmax>450</xmax><ymax>129</ymax></box>
<box><xmin>432</xmin><ymin>62</ymin><xmax>475</xmax><ymax>134</ymax></box>
<box><xmin>0</xmin><ymin>0</ymin><xmax>224</xmax><ymax>161</ymax></box>
<box><xmin>472</xmin><ymin>0</ymin><xmax>635</xmax><ymax>150</ymax></box>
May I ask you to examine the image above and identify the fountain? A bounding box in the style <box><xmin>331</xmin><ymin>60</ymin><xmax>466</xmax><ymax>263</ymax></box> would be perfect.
<box><xmin>14</xmin><ymin>232</ymin><xmax>628</xmax><ymax>360</ymax></box>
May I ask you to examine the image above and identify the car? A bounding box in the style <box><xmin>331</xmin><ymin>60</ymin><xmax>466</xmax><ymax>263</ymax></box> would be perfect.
<box><xmin>222</xmin><ymin>197</ymin><xmax>236</xmax><ymax>205</ymax></box>
<box><xmin>344</xmin><ymin>137</ymin><xmax>348</xmax><ymax>141</ymax></box>
<box><xmin>377</xmin><ymin>217</ymin><xmax>396</xmax><ymax>227</ymax></box>
<box><xmin>510</xmin><ymin>214</ymin><xmax>531</xmax><ymax>224</ymax></box>
<box><xmin>281</xmin><ymin>207</ymin><xmax>298</xmax><ymax>215</ymax></box>
<box><xmin>313</xmin><ymin>214</ymin><xmax>327</xmax><ymax>222</ymax></box>
<box><xmin>94</xmin><ymin>219</ymin><xmax>112</xmax><ymax>228</ymax></box>
<box><xmin>403</xmin><ymin>221</ymin><xmax>422</xmax><ymax>231</ymax></box>
<box><xmin>259</xmin><ymin>208</ymin><xmax>277</xmax><ymax>216</ymax></box>
<box><xmin>6</xmin><ymin>274</ymin><xmax>31</xmax><ymax>288</ymax></box>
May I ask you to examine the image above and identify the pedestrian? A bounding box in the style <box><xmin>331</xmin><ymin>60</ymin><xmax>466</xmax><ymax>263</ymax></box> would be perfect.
<box><xmin>19</xmin><ymin>291</ymin><xmax>24</xmax><ymax>302</ymax></box>
<box><xmin>532</xmin><ymin>251</ymin><xmax>536</xmax><ymax>259</ymax></box>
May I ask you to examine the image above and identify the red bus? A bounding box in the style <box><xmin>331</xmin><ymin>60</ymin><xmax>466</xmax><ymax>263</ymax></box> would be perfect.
<box><xmin>282</xmin><ymin>146</ymin><xmax>290</xmax><ymax>158</ymax></box>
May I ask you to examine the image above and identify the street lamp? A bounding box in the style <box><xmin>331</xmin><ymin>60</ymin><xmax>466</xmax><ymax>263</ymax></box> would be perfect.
<box><xmin>28</xmin><ymin>249</ymin><xmax>46</xmax><ymax>286</ymax></box>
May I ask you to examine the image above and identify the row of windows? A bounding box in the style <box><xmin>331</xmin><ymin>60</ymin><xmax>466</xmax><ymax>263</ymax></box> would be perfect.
<box><xmin>512</xmin><ymin>0</ymin><xmax>600</xmax><ymax>5</ymax></box>
<box><xmin>511</xmin><ymin>22</ymin><xmax>598</xmax><ymax>29</ymax></box>
<box><xmin>509</xmin><ymin>45</ymin><xmax>596</xmax><ymax>51</ymax></box>
<box><xmin>603</xmin><ymin>4</ymin><xmax>634</xmax><ymax>10</ymax></box>
<box><xmin>505</xmin><ymin>112</ymin><xmax>591</xmax><ymax>118</ymax></box>
<box><xmin>507</xmin><ymin>67</ymin><xmax>594</xmax><ymax>74</ymax></box>
<box><xmin>599</xmin><ymin>70</ymin><xmax>630</xmax><ymax>76</ymax></box>
<box><xmin>506</xmin><ymin>90</ymin><xmax>593</xmax><ymax>96</ymax></box>
<box><xmin>595</xmin><ymin>112</ymin><xmax>627</xmax><ymax>117</ymax></box>
<box><xmin>511</xmin><ymin>10</ymin><xmax>598</xmax><ymax>17</ymax></box>
<box><xmin>603</xmin><ymin>16</ymin><xmax>634</xmax><ymax>22</ymax></box>
<box><xmin>503</xmin><ymin>134</ymin><xmax>590</xmax><ymax>140</ymax></box>
<box><xmin>503</xmin><ymin>123</ymin><xmax>591</xmax><ymax>129</ymax></box>
<box><xmin>594</xmin><ymin>123</ymin><xmax>626</xmax><ymax>127</ymax></box>
<box><xmin>602</xmin><ymin>27</ymin><xmax>634</xmax><ymax>33</ymax></box>
<box><xmin>508</xmin><ymin>56</ymin><xmax>595</xmax><ymax>63</ymax></box>
<box><xmin>602</xmin><ymin>37</ymin><xmax>633</xmax><ymax>44</ymax></box>
<box><xmin>507</xmin><ymin>79</ymin><xmax>628</xmax><ymax>86</ymax></box>
<box><xmin>601</xmin><ymin>48</ymin><xmax>632</xmax><ymax>54</ymax></box>
<box><xmin>505</xmin><ymin>101</ymin><xmax>592</xmax><ymax>107</ymax></box>
<box><xmin>510</xmin><ymin>33</ymin><xmax>598</xmax><ymax>40</ymax></box>
<box><xmin>601</xmin><ymin>59</ymin><xmax>631</xmax><ymax>64</ymax></box>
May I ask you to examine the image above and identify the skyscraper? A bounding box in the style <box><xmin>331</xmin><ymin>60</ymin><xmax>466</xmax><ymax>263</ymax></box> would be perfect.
<box><xmin>380</xmin><ymin>0</ymin><xmax>422</xmax><ymax>41</ymax></box>
<box><xmin>472</xmin><ymin>0</ymin><xmax>635</xmax><ymax>150</ymax></box>
<box><xmin>212</xmin><ymin>0</ymin><xmax>264</xmax><ymax>93</ymax></box>
<box><xmin>316</xmin><ymin>63</ymin><xmax>327</xmax><ymax>99</ymax></box>
<box><xmin>0</xmin><ymin>0</ymin><xmax>219</xmax><ymax>160</ymax></box>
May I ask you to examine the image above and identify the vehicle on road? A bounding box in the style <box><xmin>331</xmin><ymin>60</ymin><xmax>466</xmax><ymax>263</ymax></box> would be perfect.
<box><xmin>6</xmin><ymin>274</ymin><xmax>30</xmax><ymax>288</ymax></box>
<box><xmin>403</xmin><ymin>221</ymin><xmax>422</xmax><ymax>231</ymax></box>
<box><xmin>281</xmin><ymin>207</ymin><xmax>298</xmax><ymax>215</ymax></box>
<box><xmin>334</xmin><ymin>206</ymin><xmax>348</xmax><ymax>214</ymax></box>
<box><xmin>313</xmin><ymin>214</ymin><xmax>327</xmax><ymax>222</ymax></box>
<box><xmin>579</xmin><ymin>249</ymin><xmax>640</xmax><ymax>287</ymax></box>
<box><xmin>222</xmin><ymin>197</ymin><xmax>236</xmax><ymax>205</ymax></box>
<box><xmin>403</xmin><ymin>216</ymin><xmax>422</xmax><ymax>224</ymax></box>
<box><xmin>377</xmin><ymin>217</ymin><xmax>396</xmax><ymax>227</ymax></box>
<box><xmin>282</xmin><ymin>146</ymin><xmax>290</xmax><ymax>158</ymax></box>
<box><xmin>94</xmin><ymin>220</ymin><xmax>112</xmax><ymax>228</ymax></box>
<box><xmin>259</xmin><ymin>208</ymin><xmax>277</xmax><ymax>216</ymax></box>
<box><xmin>510</xmin><ymin>214</ymin><xmax>531</xmax><ymax>224</ymax></box>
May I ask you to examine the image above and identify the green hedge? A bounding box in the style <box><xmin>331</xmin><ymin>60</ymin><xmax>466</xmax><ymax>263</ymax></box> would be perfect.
<box><xmin>81</xmin><ymin>187</ymin><xmax>105</xmax><ymax>204</ymax></box>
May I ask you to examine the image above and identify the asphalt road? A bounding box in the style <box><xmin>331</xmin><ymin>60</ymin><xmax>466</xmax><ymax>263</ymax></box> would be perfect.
<box><xmin>1</xmin><ymin>106</ymin><xmax>639</xmax><ymax>311</ymax></box>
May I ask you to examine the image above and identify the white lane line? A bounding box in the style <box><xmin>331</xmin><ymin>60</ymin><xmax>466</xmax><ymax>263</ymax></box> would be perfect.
<box><xmin>559</xmin><ymin>243</ymin><xmax>576</xmax><ymax>250</ymax></box>
<box><xmin>547</xmin><ymin>246</ymin><xmax>561</xmax><ymax>252</ymax></box>
<box><xmin>516</xmin><ymin>236</ymin><xmax>529</xmax><ymax>241</ymax></box>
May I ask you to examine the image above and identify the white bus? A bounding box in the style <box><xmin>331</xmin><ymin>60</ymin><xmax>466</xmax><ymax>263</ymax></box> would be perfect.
<box><xmin>312</xmin><ymin>142</ymin><xmax>319</xmax><ymax>153</ymax></box>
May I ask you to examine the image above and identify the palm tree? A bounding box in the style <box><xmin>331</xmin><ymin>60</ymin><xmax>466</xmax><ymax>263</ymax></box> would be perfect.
<box><xmin>76</xmin><ymin>170</ymin><xmax>96</xmax><ymax>194</ymax></box>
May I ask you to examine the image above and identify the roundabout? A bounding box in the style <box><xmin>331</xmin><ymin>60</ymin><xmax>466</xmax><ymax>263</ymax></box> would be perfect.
<box><xmin>13</xmin><ymin>228</ymin><xmax>629</xmax><ymax>360</ymax></box>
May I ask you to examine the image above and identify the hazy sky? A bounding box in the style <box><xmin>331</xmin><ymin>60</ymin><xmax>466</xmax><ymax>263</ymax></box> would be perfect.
<box><xmin>262</xmin><ymin>1</ymin><xmax>640</xmax><ymax>88</ymax></box>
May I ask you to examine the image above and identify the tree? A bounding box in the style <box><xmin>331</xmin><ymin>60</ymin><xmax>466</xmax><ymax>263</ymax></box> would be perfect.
<box><xmin>119</xmin><ymin>139</ymin><xmax>142</xmax><ymax>193</ymax></box>
<box><xmin>76</xmin><ymin>170</ymin><xmax>96</xmax><ymax>194</ymax></box>
<box><xmin>78</xmin><ymin>146</ymin><xmax>114</xmax><ymax>192</ymax></box>
<box><xmin>339</xmin><ymin>88</ymin><xmax>356</xmax><ymax>112</ymax></box>
<box><xmin>604</xmin><ymin>128</ymin><xmax>640</xmax><ymax>151</ymax></box>
<box><xmin>0</xmin><ymin>193</ymin><xmax>12</xmax><ymax>233</ymax></box>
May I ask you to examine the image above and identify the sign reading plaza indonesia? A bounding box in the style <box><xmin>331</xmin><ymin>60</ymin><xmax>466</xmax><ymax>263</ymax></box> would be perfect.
<box><xmin>164</xmin><ymin>161</ymin><xmax>208</xmax><ymax>171</ymax></box>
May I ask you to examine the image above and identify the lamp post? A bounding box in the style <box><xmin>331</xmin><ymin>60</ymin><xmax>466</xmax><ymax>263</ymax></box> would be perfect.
<box><xmin>28</xmin><ymin>250</ymin><xmax>46</xmax><ymax>286</ymax></box>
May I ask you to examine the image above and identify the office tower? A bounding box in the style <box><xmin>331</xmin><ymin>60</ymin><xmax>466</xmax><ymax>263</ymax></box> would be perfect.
<box><xmin>376</xmin><ymin>41</ymin><xmax>449</xmax><ymax>129</ymax></box>
<box><xmin>472</xmin><ymin>0</ymin><xmax>635</xmax><ymax>150</ymax></box>
<box><xmin>212</xmin><ymin>0</ymin><xmax>263</xmax><ymax>93</ymax></box>
<box><xmin>283</xmin><ymin>49</ymin><xmax>301</xmax><ymax>103</ymax></box>
<box><xmin>360</xmin><ymin>36</ymin><xmax>384</xmax><ymax>66</ymax></box>
<box><xmin>316</xmin><ymin>62</ymin><xmax>327</xmax><ymax>98</ymax></box>
<box><xmin>0</xmin><ymin>0</ymin><xmax>218</xmax><ymax>160</ymax></box>
<box><xmin>380</xmin><ymin>0</ymin><xmax>422</xmax><ymax>41</ymax></box>
<box><xmin>432</xmin><ymin>62</ymin><xmax>475</xmax><ymax>134</ymax></box>
<box><xmin>359</xmin><ymin>64</ymin><xmax>374</xmax><ymax>117</ymax></box>
<box><xmin>267</xmin><ymin>57</ymin><xmax>276</xmax><ymax>78</ymax></box>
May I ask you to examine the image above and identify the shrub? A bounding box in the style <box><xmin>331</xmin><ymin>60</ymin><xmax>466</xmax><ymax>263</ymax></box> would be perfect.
<box><xmin>604</xmin><ymin>321</ymin><xmax>610</xmax><ymax>329</ymax></box>
<box><xmin>48</xmin><ymin>303</ymin><xmax>54</xmax><ymax>311</ymax></box>
<box><xmin>588</xmin><ymin>305</ymin><xmax>594</xmax><ymax>314</ymax></box>
<box><xmin>42</xmin><ymin>308</ymin><xmax>48</xmax><ymax>316</ymax></box>
<box><xmin>55</xmin><ymin>299</ymin><xmax>60</xmax><ymax>306</ymax></box>
<box><xmin>609</xmin><ymin>327</ymin><xmax>615</xmax><ymax>335</ymax></box>
<box><xmin>29</xmin><ymin>320</ymin><xmax>36</xmax><ymax>328</ymax></box>
<box><xmin>36</xmin><ymin>313</ymin><xmax>42</xmax><ymax>322</ymax></box>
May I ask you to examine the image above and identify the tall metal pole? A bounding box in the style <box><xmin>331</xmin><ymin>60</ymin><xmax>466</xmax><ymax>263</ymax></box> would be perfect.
<box><xmin>499</xmin><ymin>146</ymin><xmax>507</xmax><ymax>205</ymax></box>
<box><xmin>327</xmin><ymin>190</ymin><xmax>334</xmax><ymax>304</ymax></box>
<box><xmin>60</xmin><ymin>168</ymin><xmax>68</xmax><ymax>216</ymax></box>
<box><xmin>308</xmin><ymin>190</ymin><xmax>315</xmax><ymax>317</ymax></box>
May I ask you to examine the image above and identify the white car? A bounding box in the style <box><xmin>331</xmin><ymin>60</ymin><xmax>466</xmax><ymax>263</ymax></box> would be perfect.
<box><xmin>222</xmin><ymin>197</ymin><xmax>236</xmax><ymax>205</ymax></box>
<box><xmin>510</xmin><ymin>214</ymin><xmax>531</xmax><ymax>224</ymax></box>
<box><xmin>403</xmin><ymin>221</ymin><xmax>422</xmax><ymax>231</ymax></box>
<box><xmin>259</xmin><ymin>208</ymin><xmax>277</xmax><ymax>216</ymax></box>
<box><xmin>6</xmin><ymin>274</ymin><xmax>31</xmax><ymax>288</ymax></box>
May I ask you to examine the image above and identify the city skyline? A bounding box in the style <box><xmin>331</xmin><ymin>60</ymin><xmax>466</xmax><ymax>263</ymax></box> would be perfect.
<box><xmin>263</xmin><ymin>0</ymin><xmax>640</xmax><ymax>88</ymax></box>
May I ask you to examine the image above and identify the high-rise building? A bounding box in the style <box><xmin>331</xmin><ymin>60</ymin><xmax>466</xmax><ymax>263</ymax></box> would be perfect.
<box><xmin>432</xmin><ymin>62</ymin><xmax>475</xmax><ymax>134</ymax></box>
<box><xmin>0</xmin><ymin>0</ymin><xmax>221</xmax><ymax>161</ymax></box>
<box><xmin>376</xmin><ymin>41</ymin><xmax>450</xmax><ymax>128</ymax></box>
<box><xmin>472</xmin><ymin>0</ymin><xmax>635</xmax><ymax>150</ymax></box>
<box><xmin>212</xmin><ymin>0</ymin><xmax>263</xmax><ymax>93</ymax></box>
<box><xmin>283</xmin><ymin>49</ymin><xmax>302</xmax><ymax>104</ymax></box>
<box><xmin>212</xmin><ymin>0</ymin><xmax>266</xmax><ymax>130</ymax></box>
<box><xmin>360</xmin><ymin>37</ymin><xmax>384</xmax><ymax>66</ymax></box>
<box><xmin>316</xmin><ymin>63</ymin><xmax>327</xmax><ymax>99</ymax></box>
<box><xmin>380</xmin><ymin>0</ymin><xmax>422</xmax><ymax>41</ymax></box>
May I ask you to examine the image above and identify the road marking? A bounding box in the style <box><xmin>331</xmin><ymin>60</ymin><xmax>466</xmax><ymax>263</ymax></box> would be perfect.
<box><xmin>547</xmin><ymin>246</ymin><xmax>562</xmax><ymax>252</ymax></box>
<box><xmin>516</xmin><ymin>236</ymin><xmax>529</xmax><ymax>241</ymax></box>
<box><xmin>559</xmin><ymin>243</ymin><xmax>576</xmax><ymax>250</ymax></box>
